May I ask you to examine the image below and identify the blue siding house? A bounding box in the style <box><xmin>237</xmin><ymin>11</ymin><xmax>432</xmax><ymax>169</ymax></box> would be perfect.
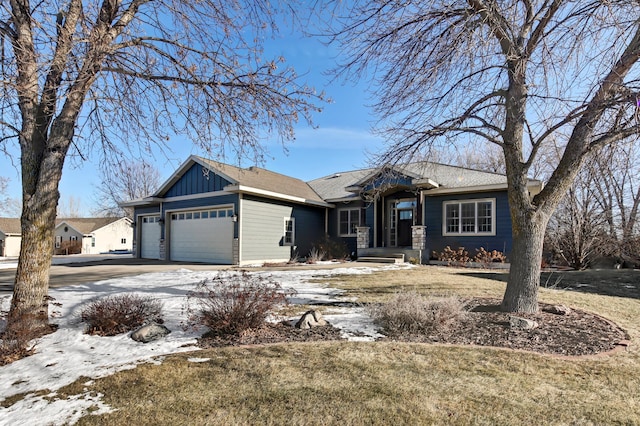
<box><xmin>124</xmin><ymin>156</ymin><xmax>541</xmax><ymax>265</ymax></box>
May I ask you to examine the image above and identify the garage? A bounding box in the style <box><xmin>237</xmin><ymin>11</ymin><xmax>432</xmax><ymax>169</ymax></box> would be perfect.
<box><xmin>169</xmin><ymin>207</ymin><xmax>234</xmax><ymax>264</ymax></box>
<box><xmin>140</xmin><ymin>215</ymin><xmax>161</xmax><ymax>259</ymax></box>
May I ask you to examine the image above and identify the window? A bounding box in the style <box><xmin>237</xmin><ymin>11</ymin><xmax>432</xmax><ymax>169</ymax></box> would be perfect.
<box><xmin>339</xmin><ymin>208</ymin><xmax>360</xmax><ymax>236</ymax></box>
<box><xmin>443</xmin><ymin>199</ymin><xmax>495</xmax><ymax>236</ymax></box>
<box><xmin>70</xmin><ymin>235</ymin><xmax>78</xmax><ymax>241</ymax></box>
<box><xmin>91</xmin><ymin>237</ymin><xmax>95</xmax><ymax>248</ymax></box>
<box><xmin>121</xmin><ymin>238</ymin><xmax>127</xmax><ymax>244</ymax></box>
<box><xmin>55</xmin><ymin>235</ymin><xmax>62</xmax><ymax>248</ymax></box>
<box><xmin>284</xmin><ymin>218</ymin><xmax>295</xmax><ymax>245</ymax></box>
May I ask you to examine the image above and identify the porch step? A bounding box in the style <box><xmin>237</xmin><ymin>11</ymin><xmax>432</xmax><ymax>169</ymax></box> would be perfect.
<box><xmin>357</xmin><ymin>253</ymin><xmax>405</xmax><ymax>264</ymax></box>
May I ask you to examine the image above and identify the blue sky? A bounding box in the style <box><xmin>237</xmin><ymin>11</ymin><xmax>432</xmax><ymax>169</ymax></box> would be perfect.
<box><xmin>0</xmin><ymin>22</ymin><xmax>385</xmax><ymax>216</ymax></box>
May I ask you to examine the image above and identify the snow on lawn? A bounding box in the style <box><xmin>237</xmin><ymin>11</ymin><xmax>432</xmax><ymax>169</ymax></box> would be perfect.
<box><xmin>0</xmin><ymin>264</ymin><xmax>409</xmax><ymax>426</ymax></box>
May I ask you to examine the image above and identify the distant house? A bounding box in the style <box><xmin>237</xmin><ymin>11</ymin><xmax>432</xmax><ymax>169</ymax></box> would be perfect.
<box><xmin>0</xmin><ymin>217</ymin><xmax>133</xmax><ymax>257</ymax></box>
<box><xmin>123</xmin><ymin>155</ymin><xmax>542</xmax><ymax>265</ymax></box>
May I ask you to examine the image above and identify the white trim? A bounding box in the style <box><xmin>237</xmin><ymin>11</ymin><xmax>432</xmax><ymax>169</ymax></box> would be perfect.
<box><xmin>338</xmin><ymin>207</ymin><xmax>360</xmax><ymax>237</ymax></box>
<box><xmin>224</xmin><ymin>184</ymin><xmax>333</xmax><ymax>208</ymax></box>
<box><xmin>426</xmin><ymin>181</ymin><xmax>542</xmax><ymax>196</ymax></box>
<box><xmin>283</xmin><ymin>217</ymin><xmax>295</xmax><ymax>246</ymax></box>
<box><xmin>442</xmin><ymin>198</ymin><xmax>497</xmax><ymax>237</ymax></box>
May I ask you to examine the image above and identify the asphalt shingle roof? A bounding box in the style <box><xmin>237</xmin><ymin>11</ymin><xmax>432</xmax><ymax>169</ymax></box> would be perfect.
<box><xmin>307</xmin><ymin>162</ymin><xmax>510</xmax><ymax>201</ymax></box>
<box><xmin>197</xmin><ymin>157</ymin><xmax>325</xmax><ymax>203</ymax></box>
<box><xmin>0</xmin><ymin>217</ymin><xmax>126</xmax><ymax>235</ymax></box>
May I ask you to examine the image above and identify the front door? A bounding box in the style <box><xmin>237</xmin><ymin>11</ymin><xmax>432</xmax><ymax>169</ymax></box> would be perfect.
<box><xmin>388</xmin><ymin>199</ymin><xmax>416</xmax><ymax>247</ymax></box>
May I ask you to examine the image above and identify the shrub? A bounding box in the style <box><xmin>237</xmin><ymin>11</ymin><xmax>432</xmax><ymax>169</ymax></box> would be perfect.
<box><xmin>370</xmin><ymin>292</ymin><xmax>466</xmax><ymax>335</ymax></box>
<box><xmin>306</xmin><ymin>247</ymin><xmax>326</xmax><ymax>264</ymax></box>
<box><xmin>0</xmin><ymin>294</ymin><xmax>59</xmax><ymax>365</ymax></box>
<box><xmin>80</xmin><ymin>293</ymin><xmax>164</xmax><ymax>336</ymax></box>
<box><xmin>432</xmin><ymin>246</ymin><xmax>470</xmax><ymax>265</ymax></box>
<box><xmin>473</xmin><ymin>247</ymin><xmax>507</xmax><ymax>264</ymax></box>
<box><xmin>185</xmin><ymin>272</ymin><xmax>293</xmax><ymax>336</ymax></box>
<box><xmin>312</xmin><ymin>235</ymin><xmax>350</xmax><ymax>261</ymax></box>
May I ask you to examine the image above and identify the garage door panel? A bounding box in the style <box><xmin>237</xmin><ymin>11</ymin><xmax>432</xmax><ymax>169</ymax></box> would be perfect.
<box><xmin>170</xmin><ymin>209</ymin><xmax>233</xmax><ymax>264</ymax></box>
<box><xmin>140</xmin><ymin>216</ymin><xmax>161</xmax><ymax>259</ymax></box>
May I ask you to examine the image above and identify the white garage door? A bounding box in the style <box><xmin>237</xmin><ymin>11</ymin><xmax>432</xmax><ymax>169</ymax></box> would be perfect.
<box><xmin>169</xmin><ymin>208</ymin><xmax>234</xmax><ymax>264</ymax></box>
<box><xmin>140</xmin><ymin>215</ymin><xmax>161</xmax><ymax>259</ymax></box>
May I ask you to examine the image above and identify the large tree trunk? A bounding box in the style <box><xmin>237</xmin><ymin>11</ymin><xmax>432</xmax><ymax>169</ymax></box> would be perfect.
<box><xmin>501</xmin><ymin>211</ymin><xmax>549</xmax><ymax>313</ymax></box>
<box><xmin>8</xmin><ymin>134</ymin><xmax>66</xmax><ymax>336</ymax></box>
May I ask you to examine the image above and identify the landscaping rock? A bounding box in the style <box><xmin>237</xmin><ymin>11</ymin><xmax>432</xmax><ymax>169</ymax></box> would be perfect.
<box><xmin>130</xmin><ymin>323</ymin><xmax>171</xmax><ymax>343</ymax></box>
<box><xmin>295</xmin><ymin>310</ymin><xmax>327</xmax><ymax>329</ymax></box>
<box><xmin>509</xmin><ymin>316</ymin><xmax>538</xmax><ymax>330</ymax></box>
<box><xmin>546</xmin><ymin>305</ymin><xmax>572</xmax><ymax>316</ymax></box>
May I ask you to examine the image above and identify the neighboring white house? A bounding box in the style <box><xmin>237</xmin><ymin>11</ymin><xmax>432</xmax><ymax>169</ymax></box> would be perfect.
<box><xmin>0</xmin><ymin>217</ymin><xmax>22</xmax><ymax>258</ymax></box>
<box><xmin>0</xmin><ymin>217</ymin><xmax>133</xmax><ymax>257</ymax></box>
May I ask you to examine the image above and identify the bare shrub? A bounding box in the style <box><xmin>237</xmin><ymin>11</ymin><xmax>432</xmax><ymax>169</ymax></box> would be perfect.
<box><xmin>473</xmin><ymin>248</ymin><xmax>507</xmax><ymax>265</ymax></box>
<box><xmin>1</xmin><ymin>296</ymin><xmax>59</xmax><ymax>365</ymax></box>
<box><xmin>306</xmin><ymin>247</ymin><xmax>326</xmax><ymax>264</ymax></box>
<box><xmin>432</xmin><ymin>246</ymin><xmax>470</xmax><ymax>266</ymax></box>
<box><xmin>80</xmin><ymin>294</ymin><xmax>164</xmax><ymax>336</ymax></box>
<box><xmin>185</xmin><ymin>272</ymin><xmax>294</xmax><ymax>336</ymax></box>
<box><xmin>371</xmin><ymin>292</ymin><xmax>467</xmax><ymax>335</ymax></box>
<box><xmin>312</xmin><ymin>235</ymin><xmax>350</xmax><ymax>261</ymax></box>
<box><xmin>55</xmin><ymin>240</ymin><xmax>82</xmax><ymax>255</ymax></box>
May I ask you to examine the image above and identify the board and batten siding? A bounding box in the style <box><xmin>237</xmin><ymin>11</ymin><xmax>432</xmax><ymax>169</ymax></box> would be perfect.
<box><xmin>164</xmin><ymin>163</ymin><xmax>232</xmax><ymax>197</ymax></box>
<box><xmin>423</xmin><ymin>191</ymin><xmax>513</xmax><ymax>258</ymax></box>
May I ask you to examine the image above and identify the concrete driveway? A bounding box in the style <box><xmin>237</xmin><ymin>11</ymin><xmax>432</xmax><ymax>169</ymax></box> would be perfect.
<box><xmin>0</xmin><ymin>257</ymin><xmax>233</xmax><ymax>294</ymax></box>
<box><xmin>0</xmin><ymin>256</ymin><xmax>379</xmax><ymax>294</ymax></box>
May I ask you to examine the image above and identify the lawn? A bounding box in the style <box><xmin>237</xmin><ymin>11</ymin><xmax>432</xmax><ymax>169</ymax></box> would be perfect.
<box><xmin>54</xmin><ymin>266</ymin><xmax>640</xmax><ymax>425</ymax></box>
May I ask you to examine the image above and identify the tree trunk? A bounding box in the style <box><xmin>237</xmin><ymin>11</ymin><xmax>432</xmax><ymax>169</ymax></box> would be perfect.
<box><xmin>8</xmin><ymin>139</ymin><xmax>65</xmax><ymax>336</ymax></box>
<box><xmin>8</xmin><ymin>208</ymin><xmax>57</xmax><ymax>335</ymax></box>
<box><xmin>501</xmin><ymin>211</ymin><xmax>549</xmax><ymax>313</ymax></box>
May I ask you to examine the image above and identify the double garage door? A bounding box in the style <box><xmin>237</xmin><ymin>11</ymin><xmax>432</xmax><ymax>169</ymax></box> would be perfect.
<box><xmin>169</xmin><ymin>208</ymin><xmax>234</xmax><ymax>264</ymax></box>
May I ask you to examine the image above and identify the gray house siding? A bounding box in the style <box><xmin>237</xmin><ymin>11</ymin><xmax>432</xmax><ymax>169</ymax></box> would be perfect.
<box><xmin>164</xmin><ymin>163</ymin><xmax>232</xmax><ymax>197</ymax></box>
<box><xmin>240</xmin><ymin>196</ymin><xmax>324</xmax><ymax>263</ymax></box>
<box><xmin>423</xmin><ymin>191</ymin><xmax>512</xmax><ymax>258</ymax></box>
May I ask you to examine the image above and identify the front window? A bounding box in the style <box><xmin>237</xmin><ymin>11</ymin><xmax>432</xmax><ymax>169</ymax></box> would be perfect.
<box><xmin>284</xmin><ymin>218</ymin><xmax>295</xmax><ymax>246</ymax></box>
<box><xmin>443</xmin><ymin>199</ymin><xmax>496</xmax><ymax>236</ymax></box>
<box><xmin>339</xmin><ymin>208</ymin><xmax>360</xmax><ymax>236</ymax></box>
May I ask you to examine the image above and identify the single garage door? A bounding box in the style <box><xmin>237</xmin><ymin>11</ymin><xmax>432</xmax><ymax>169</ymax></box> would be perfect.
<box><xmin>169</xmin><ymin>208</ymin><xmax>234</xmax><ymax>264</ymax></box>
<box><xmin>140</xmin><ymin>215</ymin><xmax>161</xmax><ymax>259</ymax></box>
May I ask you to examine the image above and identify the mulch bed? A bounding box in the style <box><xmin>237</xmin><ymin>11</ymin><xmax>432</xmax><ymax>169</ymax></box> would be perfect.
<box><xmin>197</xmin><ymin>298</ymin><xmax>629</xmax><ymax>356</ymax></box>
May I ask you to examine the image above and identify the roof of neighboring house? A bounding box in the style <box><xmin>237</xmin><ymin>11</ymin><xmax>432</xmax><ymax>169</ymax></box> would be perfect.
<box><xmin>0</xmin><ymin>217</ymin><xmax>130</xmax><ymax>236</ymax></box>
<box><xmin>56</xmin><ymin>217</ymin><xmax>130</xmax><ymax>235</ymax></box>
<box><xmin>0</xmin><ymin>217</ymin><xmax>21</xmax><ymax>235</ymax></box>
<box><xmin>308</xmin><ymin>162</ymin><xmax>526</xmax><ymax>201</ymax></box>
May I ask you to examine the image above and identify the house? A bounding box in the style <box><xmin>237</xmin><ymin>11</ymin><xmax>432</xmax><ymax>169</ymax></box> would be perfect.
<box><xmin>0</xmin><ymin>217</ymin><xmax>133</xmax><ymax>257</ymax></box>
<box><xmin>123</xmin><ymin>155</ymin><xmax>542</xmax><ymax>265</ymax></box>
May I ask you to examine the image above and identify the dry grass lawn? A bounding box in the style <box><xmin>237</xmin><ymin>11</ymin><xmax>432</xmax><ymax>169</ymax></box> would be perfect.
<box><xmin>33</xmin><ymin>266</ymin><xmax>640</xmax><ymax>424</ymax></box>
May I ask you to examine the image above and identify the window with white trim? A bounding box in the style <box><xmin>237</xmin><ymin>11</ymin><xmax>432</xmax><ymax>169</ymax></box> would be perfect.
<box><xmin>339</xmin><ymin>208</ymin><xmax>360</xmax><ymax>236</ymax></box>
<box><xmin>443</xmin><ymin>199</ymin><xmax>496</xmax><ymax>236</ymax></box>
<box><xmin>55</xmin><ymin>235</ymin><xmax>62</xmax><ymax>248</ymax></box>
<box><xmin>284</xmin><ymin>218</ymin><xmax>295</xmax><ymax>246</ymax></box>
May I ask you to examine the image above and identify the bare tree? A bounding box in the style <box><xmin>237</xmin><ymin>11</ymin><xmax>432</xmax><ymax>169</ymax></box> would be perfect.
<box><xmin>57</xmin><ymin>196</ymin><xmax>83</xmax><ymax>218</ymax></box>
<box><xmin>325</xmin><ymin>1</ymin><xmax>640</xmax><ymax>313</ymax></box>
<box><xmin>93</xmin><ymin>161</ymin><xmax>161</xmax><ymax>218</ymax></box>
<box><xmin>0</xmin><ymin>177</ymin><xmax>21</xmax><ymax>216</ymax></box>
<box><xmin>545</xmin><ymin>168</ymin><xmax>609</xmax><ymax>270</ymax></box>
<box><xmin>0</xmin><ymin>0</ymin><xmax>323</xmax><ymax>336</ymax></box>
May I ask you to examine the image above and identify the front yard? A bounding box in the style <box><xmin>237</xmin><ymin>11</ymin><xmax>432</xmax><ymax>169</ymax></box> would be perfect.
<box><xmin>3</xmin><ymin>265</ymin><xmax>640</xmax><ymax>424</ymax></box>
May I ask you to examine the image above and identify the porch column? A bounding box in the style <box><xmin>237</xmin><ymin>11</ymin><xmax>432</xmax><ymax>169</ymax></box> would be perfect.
<box><xmin>412</xmin><ymin>225</ymin><xmax>427</xmax><ymax>250</ymax></box>
<box><xmin>356</xmin><ymin>226</ymin><xmax>370</xmax><ymax>249</ymax></box>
